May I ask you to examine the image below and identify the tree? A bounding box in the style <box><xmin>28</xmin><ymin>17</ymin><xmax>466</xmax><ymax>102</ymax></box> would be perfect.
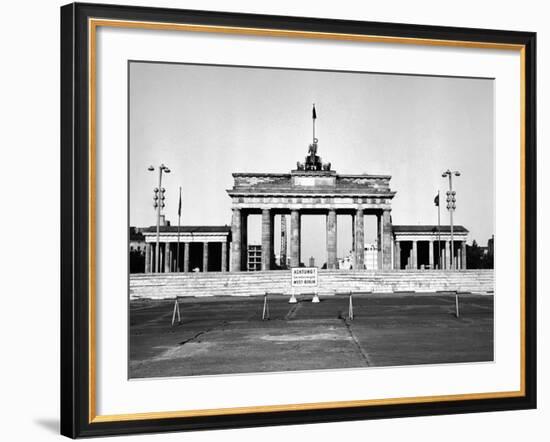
<box><xmin>466</xmin><ymin>238</ymin><xmax>494</xmax><ymax>269</ymax></box>
<box><xmin>466</xmin><ymin>240</ymin><xmax>483</xmax><ymax>269</ymax></box>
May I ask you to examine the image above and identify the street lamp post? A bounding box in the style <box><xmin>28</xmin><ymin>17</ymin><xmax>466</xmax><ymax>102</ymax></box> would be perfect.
<box><xmin>148</xmin><ymin>164</ymin><xmax>171</xmax><ymax>273</ymax></box>
<box><xmin>442</xmin><ymin>169</ymin><xmax>460</xmax><ymax>269</ymax></box>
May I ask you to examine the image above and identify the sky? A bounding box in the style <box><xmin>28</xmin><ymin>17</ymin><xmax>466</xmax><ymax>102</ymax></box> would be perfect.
<box><xmin>129</xmin><ymin>61</ymin><xmax>494</xmax><ymax>265</ymax></box>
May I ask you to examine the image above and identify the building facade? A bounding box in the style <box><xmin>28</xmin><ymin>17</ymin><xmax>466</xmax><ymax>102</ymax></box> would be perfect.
<box><xmin>141</xmin><ymin>226</ymin><xmax>230</xmax><ymax>273</ymax></box>
<box><xmin>133</xmin><ymin>142</ymin><xmax>470</xmax><ymax>273</ymax></box>
<box><xmin>227</xmin><ymin>141</ymin><xmax>396</xmax><ymax>272</ymax></box>
<box><xmin>393</xmin><ymin>225</ymin><xmax>468</xmax><ymax>270</ymax></box>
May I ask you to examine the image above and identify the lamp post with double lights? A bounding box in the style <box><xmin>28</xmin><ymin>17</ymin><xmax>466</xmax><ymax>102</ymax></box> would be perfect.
<box><xmin>442</xmin><ymin>169</ymin><xmax>461</xmax><ymax>269</ymax></box>
<box><xmin>148</xmin><ymin>164</ymin><xmax>171</xmax><ymax>273</ymax></box>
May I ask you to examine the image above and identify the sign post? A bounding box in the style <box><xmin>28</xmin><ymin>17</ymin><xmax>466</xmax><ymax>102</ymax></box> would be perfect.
<box><xmin>291</xmin><ymin>267</ymin><xmax>319</xmax><ymax>303</ymax></box>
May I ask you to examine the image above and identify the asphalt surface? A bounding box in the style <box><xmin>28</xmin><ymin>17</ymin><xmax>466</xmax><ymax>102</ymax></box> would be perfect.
<box><xmin>129</xmin><ymin>293</ymin><xmax>494</xmax><ymax>378</ymax></box>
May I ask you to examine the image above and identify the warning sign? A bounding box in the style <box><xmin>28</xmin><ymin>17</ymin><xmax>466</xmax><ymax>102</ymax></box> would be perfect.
<box><xmin>291</xmin><ymin>267</ymin><xmax>318</xmax><ymax>287</ymax></box>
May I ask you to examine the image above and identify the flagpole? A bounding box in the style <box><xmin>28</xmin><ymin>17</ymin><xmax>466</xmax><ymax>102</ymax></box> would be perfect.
<box><xmin>312</xmin><ymin>103</ymin><xmax>316</xmax><ymax>142</ymax></box>
<box><xmin>176</xmin><ymin>186</ymin><xmax>181</xmax><ymax>272</ymax></box>
<box><xmin>437</xmin><ymin>190</ymin><xmax>441</xmax><ymax>270</ymax></box>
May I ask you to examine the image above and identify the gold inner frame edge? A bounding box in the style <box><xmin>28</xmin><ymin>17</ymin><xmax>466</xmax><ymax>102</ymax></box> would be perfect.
<box><xmin>87</xmin><ymin>18</ymin><xmax>527</xmax><ymax>424</ymax></box>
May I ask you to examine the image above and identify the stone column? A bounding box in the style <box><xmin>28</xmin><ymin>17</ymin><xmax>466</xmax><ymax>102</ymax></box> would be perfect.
<box><xmin>221</xmin><ymin>241</ymin><xmax>227</xmax><ymax>272</ymax></box>
<box><xmin>326</xmin><ymin>209</ymin><xmax>337</xmax><ymax>269</ymax></box>
<box><xmin>290</xmin><ymin>210</ymin><xmax>301</xmax><ymax>268</ymax></box>
<box><xmin>164</xmin><ymin>243</ymin><xmax>171</xmax><ymax>273</ymax></box>
<box><xmin>158</xmin><ymin>244</ymin><xmax>162</xmax><ymax>273</ymax></box>
<box><xmin>231</xmin><ymin>208</ymin><xmax>242</xmax><ymax>272</ymax></box>
<box><xmin>351</xmin><ymin>213</ymin><xmax>356</xmax><ymax>268</ymax></box>
<box><xmin>270</xmin><ymin>213</ymin><xmax>275</xmax><ymax>269</ymax></box>
<box><xmin>145</xmin><ymin>243</ymin><xmax>151</xmax><ymax>273</ymax></box>
<box><xmin>183</xmin><ymin>242</ymin><xmax>190</xmax><ymax>272</ymax></box>
<box><xmin>280</xmin><ymin>215</ymin><xmax>287</xmax><ymax>268</ymax></box>
<box><xmin>351</xmin><ymin>213</ymin><xmax>356</xmax><ymax>252</ymax></box>
<box><xmin>241</xmin><ymin>213</ymin><xmax>248</xmax><ymax>270</ymax></box>
<box><xmin>354</xmin><ymin>208</ymin><xmax>365</xmax><ymax>270</ymax></box>
<box><xmin>461</xmin><ymin>242</ymin><xmax>468</xmax><ymax>269</ymax></box>
<box><xmin>428</xmin><ymin>240</ymin><xmax>434</xmax><ymax>269</ymax></box>
<box><xmin>377</xmin><ymin>213</ymin><xmax>382</xmax><ymax>269</ymax></box>
<box><xmin>411</xmin><ymin>240</ymin><xmax>418</xmax><ymax>269</ymax></box>
<box><xmin>445</xmin><ymin>241</ymin><xmax>451</xmax><ymax>270</ymax></box>
<box><xmin>391</xmin><ymin>236</ymin><xmax>395</xmax><ymax>270</ymax></box>
<box><xmin>382</xmin><ymin>210</ymin><xmax>392</xmax><ymax>270</ymax></box>
<box><xmin>261</xmin><ymin>209</ymin><xmax>272</xmax><ymax>270</ymax></box>
<box><xmin>203</xmin><ymin>242</ymin><xmax>209</xmax><ymax>272</ymax></box>
<box><xmin>394</xmin><ymin>241</ymin><xmax>401</xmax><ymax>270</ymax></box>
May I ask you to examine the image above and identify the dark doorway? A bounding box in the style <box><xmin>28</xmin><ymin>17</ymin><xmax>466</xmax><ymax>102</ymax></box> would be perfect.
<box><xmin>208</xmin><ymin>242</ymin><xmax>222</xmax><ymax>271</ymax></box>
<box><xmin>417</xmin><ymin>241</ymin><xmax>429</xmax><ymax>269</ymax></box>
<box><xmin>189</xmin><ymin>242</ymin><xmax>203</xmax><ymax>271</ymax></box>
<box><xmin>400</xmin><ymin>241</ymin><xmax>412</xmax><ymax>269</ymax></box>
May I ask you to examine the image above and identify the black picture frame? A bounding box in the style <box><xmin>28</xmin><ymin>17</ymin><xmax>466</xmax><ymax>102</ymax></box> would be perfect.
<box><xmin>61</xmin><ymin>2</ymin><xmax>537</xmax><ymax>438</ymax></box>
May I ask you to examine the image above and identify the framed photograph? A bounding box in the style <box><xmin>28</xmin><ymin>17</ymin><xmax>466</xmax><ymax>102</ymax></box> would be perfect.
<box><xmin>60</xmin><ymin>2</ymin><xmax>536</xmax><ymax>438</ymax></box>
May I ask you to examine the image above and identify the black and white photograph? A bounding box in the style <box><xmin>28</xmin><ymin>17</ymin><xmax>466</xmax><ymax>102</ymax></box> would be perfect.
<box><xmin>0</xmin><ymin>0</ymin><xmax>543</xmax><ymax>439</ymax></box>
<box><xmin>128</xmin><ymin>61</ymin><xmax>495</xmax><ymax>379</ymax></box>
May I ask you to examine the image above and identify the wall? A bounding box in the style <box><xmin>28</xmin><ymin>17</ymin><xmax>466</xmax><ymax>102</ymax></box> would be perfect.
<box><xmin>0</xmin><ymin>1</ymin><xmax>546</xmax><ymax>441</ymax></box>
<box><xmin>130</xmin><ymin>270</ymin><xmax>495</xmax><ymax>299</ymax></box>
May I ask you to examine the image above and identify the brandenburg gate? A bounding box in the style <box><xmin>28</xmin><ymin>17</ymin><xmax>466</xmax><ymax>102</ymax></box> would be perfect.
<box><xmin>227</xmin><ymin>141</ymin><xmax>396</xmax><ymax>271</ymax></box>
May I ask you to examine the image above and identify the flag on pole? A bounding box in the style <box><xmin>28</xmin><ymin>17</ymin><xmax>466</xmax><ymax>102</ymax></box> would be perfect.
<box><xmin>178</xmin><ymin>188</ymin><xmax>182</xmax><ymax>217</ymax></box>
<box><xmin>312</xmin><ymin>104</ymin><xmax>317</xmax><ymax>120</ymax></box>
<box><xmin>434</xmin><ymin>194</ymin><xmax>439</xmax><ymax>206</ymax></box>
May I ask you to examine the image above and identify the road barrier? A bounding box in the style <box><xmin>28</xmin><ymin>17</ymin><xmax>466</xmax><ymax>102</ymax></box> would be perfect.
<box><xmin>262</xmin><ymin>293</ymin><xmax>270</xmax><ymax>320</ymax></box>
<box><xmin>171</xmin><ymin>298</ymin><xmax>181</xmax><ymax>326</ymax></box>
<box><xmin>167</xmin><ymin>290</ymin><xmax>491</xmax><ymax>325</ymax></box>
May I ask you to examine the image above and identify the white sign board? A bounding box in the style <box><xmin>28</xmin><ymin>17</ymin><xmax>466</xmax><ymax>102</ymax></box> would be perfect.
<box><xmin>291</xmin><ymin>267</ymin><xmax>318</xmax><ymax>287</ymax></box>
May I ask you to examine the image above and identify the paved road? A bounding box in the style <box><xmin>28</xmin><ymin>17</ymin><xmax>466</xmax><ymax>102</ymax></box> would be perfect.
<box><xmin>129</xmin><ymin>293</ymin><xmax>493</xmax><ymax>378</ymax></box>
